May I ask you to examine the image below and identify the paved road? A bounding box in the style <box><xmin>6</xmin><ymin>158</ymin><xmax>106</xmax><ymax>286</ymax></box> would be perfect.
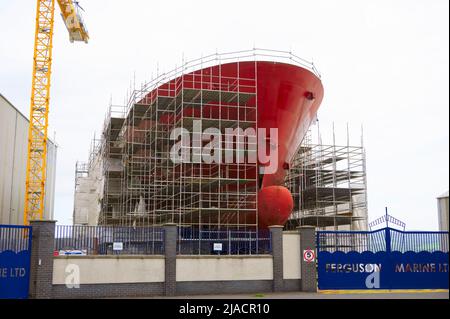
<box><xmin>150</xmin><ymin>291</ymin><xmax>449</xmax><ymax>299</ymax></box>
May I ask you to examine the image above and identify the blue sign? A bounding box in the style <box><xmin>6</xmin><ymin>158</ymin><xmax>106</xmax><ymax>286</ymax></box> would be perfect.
<box><xmin>318</xmin><ymin>251</ymin><xmax>449</xmax><ymax>290</ymax></box>
<box><xmin>0</xmin><ymin>225</ymin><xmax>32</xmax><ymax>299</ymax></box>
<box><xmin>0</xmin><ymin>251</ymin><xmax>32</xmax><ymax>299</ymax></box>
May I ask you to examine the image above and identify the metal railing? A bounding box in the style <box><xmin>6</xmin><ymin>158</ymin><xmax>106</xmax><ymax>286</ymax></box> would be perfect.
<box><xmin>317</xmin><ymin>228</ymin><xmax>387</xmax><ymax>253</ymax></box>
<box><xmin>55</xmin><ymin>225</ymin><xmax>273</xmax><ymax>256</ymax></box>
<box><xmin>55</xmin><ymin>225</ymin><xmax>164</xmax><ymax>255</ymax></box>
<box><xmin>0</xmin><ymin>225</ymin><xmax>32</xmax><ymax>253</ymax></box>
<box><xmin>317</xmin><ymin>227</ymin><xmax>449</xmax><ymax>253</ymax></box>
<box><xmin>390</xmin><ymin>229</ymin><xmax>449</xmax><ymax>253</ymax></box>
<box><xmin>127</xmin><ymin>48</ymin><xmax>321</xmax><ymax>110</ymax></box>
<box><xmin>177</xmin><ymin>227</ymin><xmax>272</xmax><ymax>255</ymax></box>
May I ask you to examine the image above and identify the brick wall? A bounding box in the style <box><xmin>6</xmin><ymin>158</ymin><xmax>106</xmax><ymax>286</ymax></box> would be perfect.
<box><xmin>28</xmin><ymin>222</ymin><xmax>316</xmax><ymax>298</ymax></box>
<box><xmin>29</xmin><ymin>220</ymin><xmax>56</xmax><ymax>299</ymax></box>
<box><xmin>298</xmin><ymin>226</ymin><xmax>317</xmax><ymax>292</ymax></box>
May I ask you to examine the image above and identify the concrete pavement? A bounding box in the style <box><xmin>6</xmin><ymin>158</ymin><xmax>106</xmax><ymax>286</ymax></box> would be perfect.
<box><xmin>148</xmin><ymin>290</ymin><xmax>449</xmax><ymax>299</ymax></box>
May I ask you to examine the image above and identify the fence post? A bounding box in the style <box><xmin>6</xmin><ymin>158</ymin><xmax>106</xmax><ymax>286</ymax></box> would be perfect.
<box><xmin>269</xmin><ymin>225</ymin><xmax>284</xmax><ymax>292</ymax></box>
<box><xmin>298</xmin><ymin>226</ymin><xmax>317</xmax><ymax>292</ymax></box>
<box><xmin>164</xmin><ymin>223</ymin><xmax>177</xmax><ymax>296</ymax></box>
<box><xmin>29</xmin><ymin>220</ymin><xmax>56</xmax><ymax>299</ymax></box>
<box><xmin>385</xmin><ymin>227</ymin><xmax>392</xmax><ymax>254</ymax></box>
<box><xmin>385</xmin><ymin>227</ymin><xmax>392</xmax><ymax>290</ymax></box>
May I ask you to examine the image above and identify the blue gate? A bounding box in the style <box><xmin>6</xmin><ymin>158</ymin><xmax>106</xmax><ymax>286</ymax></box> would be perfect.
<box><xmin>0</xmin><ymin>225</ymin><xmax>32</xmax><ymax>299</ymax></box>
<box><xmin>317</xmin><ymin>227</ymin><xmax>449</xmax><ymax>290</ymax></box>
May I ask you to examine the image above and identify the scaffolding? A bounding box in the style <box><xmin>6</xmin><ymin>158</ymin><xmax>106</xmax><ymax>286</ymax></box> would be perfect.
<box><xmin>98</xmin><ymin>104</ymin><xmax>126</xmax><ymax>225</ymax></box>
<box><xmin>76</xmin><ymin>49</ymin><xmax>321</xmax><ymax>231</ymax></box>
<box><xmin>285</xmin><ymin>125</ymin><xmax>368</xmax><ymax>230</ymax></box>
<box><xmin>115</xmin><ymin>57</ymin><xmax>259</xmax><ymax>231</ymax></box>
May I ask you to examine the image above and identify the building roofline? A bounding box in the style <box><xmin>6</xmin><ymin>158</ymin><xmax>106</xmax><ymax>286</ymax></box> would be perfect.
<box><xmin>0</xmin><ymin>93</ymin><xmax>30</xmax><ymax>122</ymax></box>
<box><xmin>437</xmin><ymin>191</ymin><xmax>449</xmax><ymax>199</ymax></box>
<box><xmin>0</xmin><ymin>93</ymin><xmax>57</xmax><ymax>147</ymax></box>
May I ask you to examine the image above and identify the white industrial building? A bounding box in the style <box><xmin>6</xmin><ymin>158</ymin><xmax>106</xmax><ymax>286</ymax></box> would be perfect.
<box><xmin>0</xmin><ymin>94</ymin><xmax>57</xmax><ymax>225</ymax></box>
<box><xmin>437</xmin><ymin>191</ymin><xmax>449</xmax><ymax>231</ymax></box>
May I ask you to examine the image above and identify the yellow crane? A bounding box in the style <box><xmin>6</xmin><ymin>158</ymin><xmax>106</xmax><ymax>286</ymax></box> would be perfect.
<box><xmin>24</xmin><ymin>0</ymin><xmax>89</xmax><ymax>225</ymax></box>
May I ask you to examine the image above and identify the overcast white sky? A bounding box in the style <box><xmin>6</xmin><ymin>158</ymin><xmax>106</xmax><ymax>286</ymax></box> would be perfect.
<box><xmin>0</xmin><ymin>0</ymin><xmax>448</xmax><ymax>229</ymax></box>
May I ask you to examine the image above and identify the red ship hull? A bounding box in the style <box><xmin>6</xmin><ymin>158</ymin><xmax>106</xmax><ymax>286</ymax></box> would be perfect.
<box><xmin>256</xmin><ymin>62</ymin><xmax>324</xmax><ymax>185</ymax></box>
<box><xmin>138</xmin><ymin>61</ymin><xmax>324</xmax><ymax>228</ymax></box>
<box><xmin>255</xmin><ymin>62</ymin><xmax>324</xmax><ymax>227</ymax></box>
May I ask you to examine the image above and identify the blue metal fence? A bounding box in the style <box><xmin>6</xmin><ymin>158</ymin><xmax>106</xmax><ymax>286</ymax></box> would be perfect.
<box><xmin>54</xmin><ymin>225</ymin><xmax>272</xmax><ymax>256</ymax></box>
<box><xmin>317</xmin><ymin>228</ymin><xmax>387</xmax><ymax>253</ymax></box>
<box><xmin>317</xmin><ymin>228</ymin><xmax>449</xmax><ymax>254</ymax></box>
<box><xmin>390</xmin><ymin>229</ymin><xmax>449</xmax><ymax>253</ymax></box>
<box><xmin>0</xmin><ymin>225</ymin><xmax>32</xmax><ymax>253</ymax></box>
<box><xmin>317</xmin><ymin>227</ymin><xmax>449</xmax><ymax>290</ymax></box>
<box><xmin>177</xmin><ymin>227</ymin><xmax>272</xmax><ymax>255</ymax></box>
<box><xmin>55</xmin><ymin>225</ymin><xmax>164</xmax><ymax>255</ymax></box>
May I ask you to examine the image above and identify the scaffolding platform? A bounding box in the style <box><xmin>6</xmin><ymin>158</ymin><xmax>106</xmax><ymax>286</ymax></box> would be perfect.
<box><xmin>286</xmin><ymin>127</ymin><xmax>368</xmax><ymax>231</ymax></box>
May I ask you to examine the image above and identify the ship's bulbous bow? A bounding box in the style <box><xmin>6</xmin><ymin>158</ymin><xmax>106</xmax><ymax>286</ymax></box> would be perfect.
<box><xmin>256</xmin><ymin>62</ymin><xmax>324</xmax><ymax>228</ymax></box>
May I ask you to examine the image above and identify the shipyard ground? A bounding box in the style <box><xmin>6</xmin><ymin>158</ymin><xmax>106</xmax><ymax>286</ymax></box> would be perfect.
<box><xmin>142</xmin><ymin>291</ymin><xmax>449</xmax><ymax>299</ymax></box>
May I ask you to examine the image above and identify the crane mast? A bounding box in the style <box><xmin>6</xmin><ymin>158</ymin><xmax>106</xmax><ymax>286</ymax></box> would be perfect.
<box><xmin>24</xmin><ymin>0</ymin><xmax>88</xmax><ymax>225</ymax></box>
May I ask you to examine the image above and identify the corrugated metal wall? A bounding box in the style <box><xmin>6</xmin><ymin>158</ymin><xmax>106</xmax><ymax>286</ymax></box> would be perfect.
<box><xmin>0</xmin><ymin>94</ymin><xmax>57</xmax><ymax>225</ymax></box>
